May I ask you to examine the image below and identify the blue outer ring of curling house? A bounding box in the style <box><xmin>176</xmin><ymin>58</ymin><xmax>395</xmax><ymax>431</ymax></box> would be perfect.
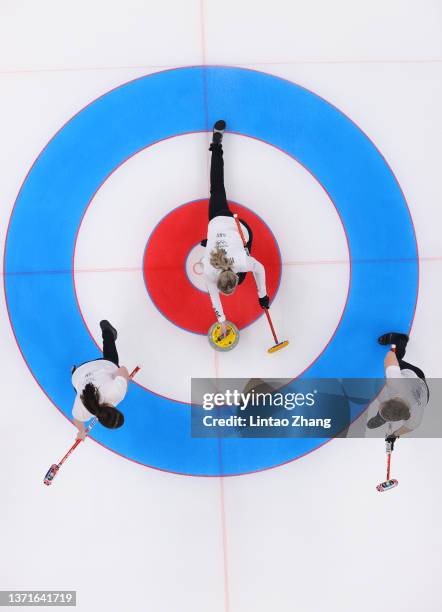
<box><xmin>4</xmin><ymin>66</ymin><xmax>418</xmax><ymax>476</ymax></box>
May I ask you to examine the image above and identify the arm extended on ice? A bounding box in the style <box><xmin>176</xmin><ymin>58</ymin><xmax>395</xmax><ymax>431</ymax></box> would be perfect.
<box><xmin>206</xmin><ymin>277</ymin><xmax>228</xmax><ymax>338</ymax></box>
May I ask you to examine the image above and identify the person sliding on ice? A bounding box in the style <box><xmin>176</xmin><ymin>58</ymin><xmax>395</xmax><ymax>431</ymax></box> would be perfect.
<box><xmin>202</xmin><ymin>120</ymin><xmax>269</xmax><ymax>338</ymax></box>
<box><xmin>367</xmin><ymin>332</ymin><xmax>429</xmax><ymax>448</ymax></box>
<box><xmin>71</xmin><ymin>320</ymin><xmax>130</xmax><ymax>441</ymax></box>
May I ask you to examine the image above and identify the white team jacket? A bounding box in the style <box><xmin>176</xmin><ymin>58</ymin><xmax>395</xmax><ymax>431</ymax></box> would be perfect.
<box><xmin>202</xmin><ymin>215</ymin><xmax>267</xmax><ymax>322</ymax></box>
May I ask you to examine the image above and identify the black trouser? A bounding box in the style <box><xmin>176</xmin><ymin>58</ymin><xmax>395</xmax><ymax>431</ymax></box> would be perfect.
<box><xmin>72</xmin><ymin>328</ymin><xmax>119</xmax><ymax>374</ymax></box>
<box><xmin>208</xmin><ymin>143</ymin><xmax>253</xmax><ymax>285</ymax></box>
<box><xmin>102</xmin><ymin>329</ymin><xmax>119</xmax><ymax>366</ymax></box>
<box><xmin>209</xmin><ymin>143</ymin><xmax>232</xmax><ymax>220</ymax></box>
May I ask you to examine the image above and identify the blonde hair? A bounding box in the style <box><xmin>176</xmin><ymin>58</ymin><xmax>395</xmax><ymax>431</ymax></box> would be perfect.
<box><xmin>210</xmin><ymin>248</ymin><xmax>238</xmax><ymax>295</ymax></box>
<box><xmin>210</xmin><ymin>247</ymin><xmax>233</xmax><ymax>271</ymax></box>
<box><xmin>379</xmin><ymin>398</ymin><xmax>411</xmax><ymax>422</ymax></box>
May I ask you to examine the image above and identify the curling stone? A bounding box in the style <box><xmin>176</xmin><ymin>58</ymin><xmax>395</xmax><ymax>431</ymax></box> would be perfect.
<box><xmin>208</xmin><ymin>321</ymin><xmax>239</xmax><ymax>352</ymax></box>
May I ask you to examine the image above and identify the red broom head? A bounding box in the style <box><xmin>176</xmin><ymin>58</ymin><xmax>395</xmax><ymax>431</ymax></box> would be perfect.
<box><xmin>376</xmin><ymin>479</ymin><xmax>398</xmax><ymax>492</ymax></box>
<box><xmin>43</xmin><ymin>464</ymin><xmax>59</xmax><ymax>486</ymax></box>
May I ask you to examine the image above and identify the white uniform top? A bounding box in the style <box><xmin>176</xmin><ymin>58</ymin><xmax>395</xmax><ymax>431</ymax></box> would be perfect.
<box><xmin>202</xmin><ymin>216</ymin><xmax>267</xmax><ymax>322</ymax></box>
<box><xmin>71</xmin><ymin>360</ymin><xmax>128</xmax><ymax>422</ymax></box>
<box><xmin>383</xmin><ymin>365</ymin><xmax>429</xmax><ymax>432</ymax></box>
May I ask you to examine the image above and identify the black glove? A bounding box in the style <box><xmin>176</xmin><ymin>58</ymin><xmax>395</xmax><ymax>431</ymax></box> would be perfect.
<box><xmin>385</xmin><ymin>435</ymin><xmax>398</xmax><ymax>451</ymax></box>
<box><xmin>259</xmin><ymin>295</ymin><xmax>269</xmax><ymax>309</ymax></box>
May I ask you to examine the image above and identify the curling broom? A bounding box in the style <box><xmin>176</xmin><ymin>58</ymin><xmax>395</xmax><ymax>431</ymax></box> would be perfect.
<box><xmin>233</xmin><ymin>214</ymin><xmax>288</xmax><ymax>354</ymax></box>
<box><xmin>376</xmin><ymin>438</ymin><xmax>399</xmax><ymax>493</ymax></box>
<box><xmin>376</xmin><ymin>383</ymin><xmax>399</xmax><ymax>493</ymax></box>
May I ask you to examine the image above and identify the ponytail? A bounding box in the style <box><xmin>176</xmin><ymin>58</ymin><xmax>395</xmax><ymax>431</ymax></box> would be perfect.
<box><xmin>210</xmin><ymin>248</ymin><xmax>234</xmax><ymax>271</ymax></box>
<box><xmin>80</xmin><ymin>383</ymin><xmax>101</xmax><ymax>417</ymax></box>
<box><xmin>80</xmin><ymin>383</ymin><xmax>124</xmax><ymax>429</ymax></box>
<box><xmin>210</xmin><ymin>248</ymin><xmax>238</xmax><ymax>294</ymax></box>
